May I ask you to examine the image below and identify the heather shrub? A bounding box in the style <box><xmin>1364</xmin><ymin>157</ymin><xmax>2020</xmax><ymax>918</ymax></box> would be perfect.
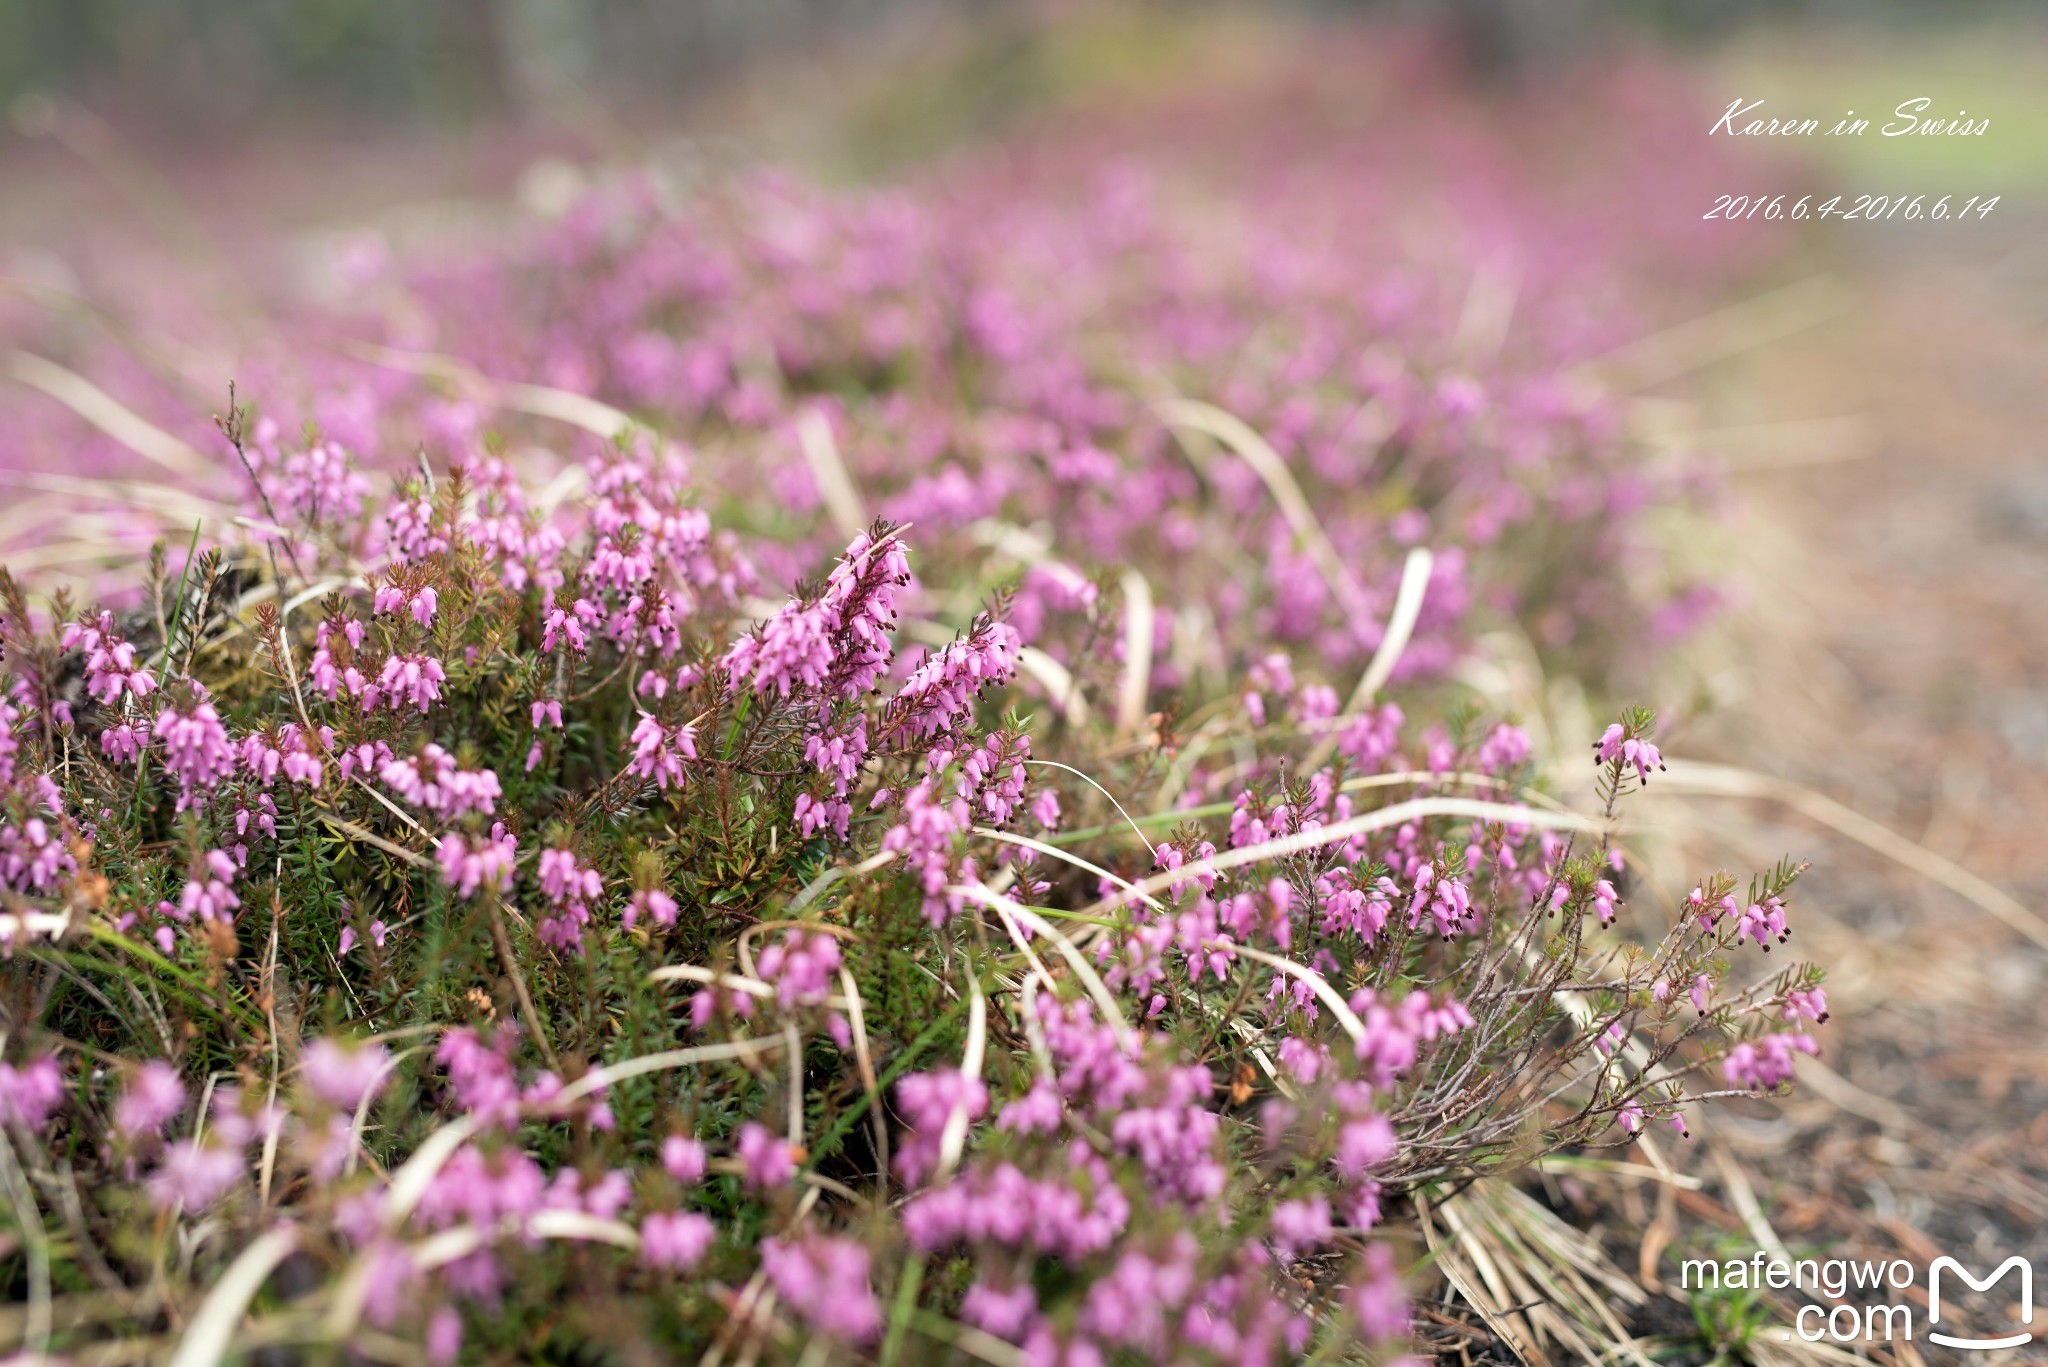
<box><xmin>0</xmin><ymin>413</ymin><xmax>1827</xmax><ymax>1363</ymax></box>
<box><xmin>0</xmin><ymin>31</ymin><xmax>1826</xmax><ymax>1362</ymax></box>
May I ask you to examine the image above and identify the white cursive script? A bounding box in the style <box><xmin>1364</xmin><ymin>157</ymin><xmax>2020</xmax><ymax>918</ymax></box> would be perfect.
<box><xmin>1712</xmin><ymin>97</ymin><xmax>1987</xmax><ymax>138</ymax></box>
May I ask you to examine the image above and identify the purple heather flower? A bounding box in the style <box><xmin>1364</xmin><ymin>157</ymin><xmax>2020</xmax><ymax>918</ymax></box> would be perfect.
<box><xmin>0</xmin><ymin>1056</ymin><xmax>63</xmax><ymax>1132</ymax></box>
<box><xmin>114</xmin><ymin>1060</ymin><xmax>186</xmax><ymax>1140</ymax></box>
<box><xmin>155</xmin><ymin>698</ymin><xmax>236</xmax><ymax>809</ymax></box>
<box><xmin>302</xmin><ymin>1038</ymin><xmax>393</xmax><ymax>1110</ymax></box>
<box><xmin>760</xmin><ymin>1233</ymin><xmax>882</xmax><ymax>1342</ymax></box>
<box><xmin>661</xmin><ymin>1133</ymin><xmax>707</xmax><ymax>1184</ymax></box>
<box><xmin>736</xmin><ymin>1121</ymin><xmax>795</xmax><ymax>1189</ymax></box>
<box><xmin>148</xmin><ymin>1140</ymin><xmax>243</xmax><ymax>1212</ymax></box>
<box><xmin>640</xmin><ymin>1210</ymin><xmax>715</xmax><ymax>1272</ymax></box>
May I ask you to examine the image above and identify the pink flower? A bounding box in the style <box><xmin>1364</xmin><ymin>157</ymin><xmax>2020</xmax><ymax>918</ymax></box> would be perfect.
<box><xmin>101</xmin><ymin>721</ymin><xmax>148</xmax><ymax>765</ymax></box>
<box><xmin>1735</xmin><ymin>894</ymin><xmax>1790</xmax><ymax>950</ymax></box>
<box><xmin>64</xmin><ymin>611</ymin><xmax>157</xmax><ymax>705</ymax></box>
<box><xmin>893</xmin><ymin>1068</ymin><xmax>989</xmax><ymax>1186</ymax></box>
<box><xmin>1336</xmin><ymin>703</ymin><xmax>1404</xmax><ymax>773</ymax></box>
<box><xmin>885</xmin><ymin>615</ymin><xmax>1021</xmax><ymax>742</ymax></box>
<box><xmin>1404</xmin><ymin>864</ymin><xmax>1475</xmax><ymax>940</ymax></box>
<box><xmin>0</xmin><ymin>813</ymin><xmax>73</xmax><ymax>893</ymax></box>
<box><xmin>373</xmin><ymin>653</ymin><xmax>447</xmax><ymax>713</ymax></box>
<box><xmin>688</xmin><ymin>985</ymin><xmax>756</xmax><ymax>1031</ymax></box>
<box><xmin>958</xmin><ymin>730</ymin><xmax>1031</xmax><ymax>824</ymax></box>
<box><xmin>1269</xmin><ymin>1195</ymin><xmax>1332</xmax><ymax>1257</ymax></box>
<box><xmin>432</xmin><ymin>1028</ymin><xmax>522</xmax><ymax>1124</ymax></box>
<box><xmin>1723</xmin><ymin>1031</ymin><xmax>1819</xmax><ymax>1091</ymax></box>
<box><xmin>793</xmin><ymin>791</ymin><xmax>852</xmax><ymax>841</ymax></box>
<box><xmin>149</xmin><ymin>1140</ymin><xmax>243</xmax><ymax>1212</ymax></box>
<box><xmin>338</xmin><ymin>920</ymin><xmax>387</xmax><ymax>956</ymax></box>
<box><xmin>1333</xmin><ymin>1113</ymin><xmax>1397</xmax><ymax>1180</ymax></box>
<box><xmin>1476</xmin><ymin>722</ymin><xmax>1531</xmax><ymax>774</ymax></box>
<box><xmin>426</xmin><ymin>1307</ymin><xmax>463</xmax><ymax>1366</ymax></box>
<box><xmin>962</xmin><ymin>1281</ymin><xmax>1039</xmax><ymax>1340</ymax></box>
<box><xmin>760</xmin><ymin>1233</ymin><xmax>882</xmax><ymax>1342</ymax></box>
<box><xmin>624</xmin><ymin>887</ymin><xmax>679</xmax><ymax>930</ymax></box>
<box><xmin>155</xmin><ymin>699</ymin><xmax>236</xmax><ymax>808</ymax></box>
<box><xmin>1349</xmin><ymin>1243</ymin><xmax>1410</xmax><ymax>1343</ymax></box>
<box><xmin>0</xmin><ymin>1056</ymin><xmax>63</xmax><ymax>1132</ymax></box>
<box><xmin>114</xmin><ymin>1061</ymin><xmax>186</xmax><ymax>1140</ymax></box>
<box><xmin>757</xmin><ymin>930</ymin><xmax>842</xmax><ymax>1010</ymax></box>
<box><xmin>1783</xmin><ymin>987</ymin><xmax>1828</xmax><ymax>1023</ymax></box>
<box><xmin>725</xmin><ymin>527</ymin><xmax>911</xmax><ymax>700</ymax></box>
<box><xmin>879</xmin><ymin>780</ymin><xmax>971</xmax><ymax>924</ymax></box>
<box><xmin>640</xmin><ymin>1210</ymin><xmax>715</xmax><ymax>1272</ymax></box>
<box><xmin>179</xmin><ymin>848</ymin><xmax>241</xmax><ymax>923</ymax></box>
<box><xmin>1594</xmin><ymin>722</ymin><xmax>1664</xmax><ymax>782</ymax></box>
<box><xmin>541</xmin><ymin>597</ymin><xmax>598</xmax><ymax>653</ymax></box>
<box><xmin>662</xmin><ymin>1134</ymin><xmax>707</xmax><ymax>1184</ymax></box>
<box><xmin>627</xmin><ymin>714</ymin><xmax>697</xmax><ymax>790</ymax></box>
<box><xmin>302</xmin><ymin>1038</ymin><xmax>393</xmax><ymax>1110</ymax></box>
<box><xmin>374</xmin><ymin>582</ymin><xmax>438</xmax><ymax>625</ymax></box>
<box><xmin>381</xmin><ymin>744</ymin><xmax>501</xmax><ymax>818</ymax></box>
<box><xmin>736</xmin><ymin>1121</ymin><xmax>795</xmax><ymax>1189</ymax></box>
<box><xmin>436</xmin><ymin>823</ymin><xmax>518</xmax><ymax>899</ymax></box>
<box><xmin>536</xmin><ymin>847</ymin><xmax>602</xmax><ymax>952</ymax></box>
<box><xmin>1592</xmin><ymin>878</ymin><xmax>1620</xmax><ymax>926</ymax></box>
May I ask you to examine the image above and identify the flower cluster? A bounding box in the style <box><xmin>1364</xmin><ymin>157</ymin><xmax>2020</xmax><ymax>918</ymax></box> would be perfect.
<box><xmin>0</xmin><ymin>33</ymin><xmax>1823</xmax><ymax>1366</ymax></box>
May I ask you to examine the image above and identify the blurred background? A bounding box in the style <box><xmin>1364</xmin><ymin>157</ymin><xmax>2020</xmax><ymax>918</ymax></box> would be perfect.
<box><xmin>0</xmin><ymin>0</ymin><xmax>2043</xmax><ymax>134</ymax></box>
<box><xmin>4</xmin><ymin>2</ymin><xmax>2046</xmax><ymax>1361</ymax></box>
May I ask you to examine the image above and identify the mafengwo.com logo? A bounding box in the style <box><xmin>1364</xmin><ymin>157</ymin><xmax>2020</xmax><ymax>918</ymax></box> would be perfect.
<box><xmin>1681</xmin><ymin>1251</ymin><xmax>2033</xmax><ymax>1349</ymax></box>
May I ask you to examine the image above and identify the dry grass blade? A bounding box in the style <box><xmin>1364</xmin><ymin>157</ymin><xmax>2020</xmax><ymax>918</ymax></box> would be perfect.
<box><xmin>0</xmin><ymin>1136</ymin><xmax>51</xmax><ymax>1354</ymax></box>
<box><xmin>971</xmin><ymin>825</ymin><xmax>1161</xmax><ymax>909</ymax></box>
<box><xmin>936</xmin><ymin>973</ymin><xmax>987</xmax><ymax>1181</ymax></box>
<box><xmin>1439</xmin><ymin>1183</ymin><xmax>1658</xmax><ymax>1367</ymax></box>
<box><xmin>1579</xmin><ymin>274</ymin><xmax>1849</xmax><ymax>391</ymax></box>
<box><xmin>0</xmin><ymin>470</ymin><xmax>227</xmax><ymax>524</ymax></box>
<box><xmin>6</xmin><ymin>349</ymin><xmax>214</xmax><ymax>478</ymax></box>
<box><xmin>1345</xmin><ymin>545</ymin><xmax>1434</xmax><ymax>714</ymax></box>
<box><xmin>1446</xmin><ymin>1190</ymin><xmax>1589</xmax><ymax>1365</ymax></box>
<box><xmin>795</xmin><ymin>406</ymin><xmax>868</xmax><ymax>540</ymax></box>
<box><xmin>166</xmin><ymin>1225</ymin><xmax>299</xmax><ymax>1367</ymax></box>
<box><xmin>1116</xmin><ymin>566</ymin><xmax>1155</xmax><ymax>734</ymax></box>
<box><xmin>1016</xmin><ymin>646</ymin><xmax>1093</xmax><ymax>728</ymax></box>
<box><xmin>1419</xmin><ymin>1190</ymin><xmax>1546</xmax><ymax>1366</ymax></box>
<box><xmin>1156</xmin><ymin>397</ymin><xmax>1375</xmax><ymax>627</ymax></box>
<box><xmin>836</xmin><ymin>966</ymin><xmax>890</xmax><ymax>1182</ymax></box>
<box><xmin>556</xmin><ymin>1035</ymin><xmax>792</xmax><ymax>1107</ymax></box>
<box><xmin>376</xmin><ymin>1115</ymin><xmax>483</xmax><ymax>1231</ymax></box>
<box><xmin>954</xmin><ymin>883</ymin><xmax>1137</xmax><ymax>1051</ymax></box>
<box><xmin>1085</xmin><ymin>795</ymin><xmax>1603</xmax><ymax>916</ymax></box>
<box><xmin>1484</xmin><ymin>1184</ymin><xmax>1648</xmax><ymax>1341</ymax></box>
<box><xmin>1304</xmin><ymin>543</ymin><xmax>1434</xmax><ymax>771</ymax></box>
<box><xmin>1657</xmin><ymin>758</ymin><xmax>2048</xmax><ymax>951</ymax></box>
<box><xmin>1024</xmin><ymin>758</ymin><xmax>1156</xmax><ymax>857</ymax></box>
<box><xmin>526</xmin><ymin>1210</ymin><xmax>641</xmax><ymax>1248</ymax></box>
<box><xmin>1708</xmin><ymin>1143</ymin><xmax>1791</xmax><ymax>1266</ymax></box>
<box><xmin>1213</xmin><ymin>941</ymin><xmax>1366</xmax><ymax>1045</ymax></box>
<box><xmin>350</xmin><ymin>340</ymin><xmax>635</xmax><ymax>439</ymax></box>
